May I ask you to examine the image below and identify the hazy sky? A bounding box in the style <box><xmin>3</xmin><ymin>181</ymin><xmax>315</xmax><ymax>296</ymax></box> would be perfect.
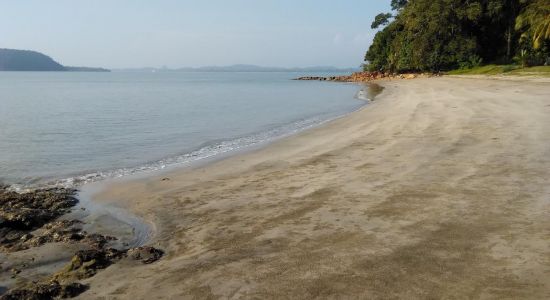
<box><xmin>0</xmin><ymin>1</ymin><xmax>390</xmax><ymax>68</ymax></box>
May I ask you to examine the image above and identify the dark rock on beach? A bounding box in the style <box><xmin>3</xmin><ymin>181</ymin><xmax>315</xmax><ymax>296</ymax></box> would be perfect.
<box><xmin>54</xmin><ymin>248</ymin><xmax>125</xmax><ymax>281</ymax></box>
<box><xmin>0</xmin><ymin>186</ymin><xmax>79</xmax><ymax>252</ymax></box>
<box><xmin>127</xmin><ymin>246</ymin><xmax>164</xmax><ymax>264</ymax></box>
<box><xmin>0</xmin><ymin>185</ymin><xmax>116</xmax><ymax>251</ymax></box>
<box><xmin>0</xmin><ymin>186</ymin><xmax>77</xmax><ymax>230</ymax></box>
<box><xmin>0</xmin><ymin>184</ymin><xmax>164</xmax><ymax>298</ymax></box>
<box><xmin>1</xmin><ymin>218</ymin><xmax>118</xmax><ymax>253</ymax></box>
<box><xmin>80</xmin><ymin>233</ymin><xmax>117</xmax><ymax>250</ymax></box>
<box><xmin>2</xmin><ymin>243</ymin><xmax>164</xmax><ymax>298</ymax></box>
<box><xmin>0</xmin><ymin>281</ymin><xmax>88</xmax><ymax>300</ymax></box>
<box><xmin>54</xmin><ymin>246</ymin><xmax>164</xmax><ymax>282</ymax></box>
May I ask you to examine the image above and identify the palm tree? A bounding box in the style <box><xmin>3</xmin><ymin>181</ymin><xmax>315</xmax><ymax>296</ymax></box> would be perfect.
<box><xmin>516</xmin><ymin>0</ymin><xmax>550</xmax><ymax>49</ymax></box>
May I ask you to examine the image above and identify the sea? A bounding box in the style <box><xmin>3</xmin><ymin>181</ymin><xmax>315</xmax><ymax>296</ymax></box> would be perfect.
<box><xmin>0</xmin><ymin>71</ymin><xmax>372</xmax><ymax>190</ymax></box>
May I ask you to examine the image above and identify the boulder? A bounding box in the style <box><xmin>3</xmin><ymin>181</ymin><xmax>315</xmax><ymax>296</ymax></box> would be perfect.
<box><xmin>54</xmin><ymin>248</ymin><xmax>124</xmax><ymax>281</ymax></box>
<box><xmin>127</xmin><ymin>246</ymin><xmax>164</xmax><ymax>264</ymax></box>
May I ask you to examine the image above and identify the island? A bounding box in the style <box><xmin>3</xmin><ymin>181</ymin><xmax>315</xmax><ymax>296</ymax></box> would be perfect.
<box><xmin>0</xmin><ymin>48</ymin><xmax>109</xmax><ymax>72</ymax></box>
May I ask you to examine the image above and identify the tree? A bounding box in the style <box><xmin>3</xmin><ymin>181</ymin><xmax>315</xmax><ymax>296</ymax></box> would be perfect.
<box><xmin>391</xmin><ymin>0</ymin><xmax>408</xmax><ymax>10</ymax></box>
<box><xmin>516</xmin><ymin>0</ymin><xmax>550</xmax><ymax>49</ymax></box>
<box><xmin>365</xmin><ymin>22</ymin><xmax>402</xmax><ymax>71</ymax></box>
<box><xmin>363</xmin><ymin>0</ymin><xmax>548</xmax><ymax>72</ymax></box>
<box><xmin>371</xmin><ymin>13</ymin><xmax>393</xmax><ymax>29</ymax></box>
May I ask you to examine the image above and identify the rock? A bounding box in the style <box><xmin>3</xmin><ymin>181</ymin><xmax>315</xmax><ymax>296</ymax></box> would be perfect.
<box><xmin>53</xmin><ymin>245</ymin><xmax>163</xmax><ymax>280</ymax></box>
<box><xmin>127</xmin><ymin>246</ymin><xmax>164</xmax><ymax>264</ymax></box>
<box><xmin>54</xmin><ymin>248</ymin><xmax>125</xmax><ymax>281</ymax></box>
<box><xmin>0</xmin><ymin>186</ymin><xmax>165</xmax><ymax>298</ymax></box>
<box><xmin>0</xmin><ymin>283</ymin><xmax>59</xmax><ymax>300</ymax></box>
<box><xmin>80</xmin><ymin>233</ymin><xmax>116</xmax><ymax>249</ymax></box>
<box><xmin>19</xmin><ymin>233</ymin><xmax>33</xmax><ymax>241</ymax></box>
<box><xmin>0</xmin><ymin>186</ymin><xmax>79</xmax><ymax>251</ymax></box>
<box><xmin>0</xmin><ymin>208</ymin><xmax>56</xmax><ymax>230</ymax></box>
<box><xmin>0</xmin><ymin>208</ymin><xmax>117</xmax><ymax>252</ymax></box>
<box><xmin>294</xmin><ymin>71</ymin><xmax>431</xmax><ymax>83</ymax></box>
<box><xmin>0</xmin><ymin>281</ymin><xmax>88</xmax><ymax>300</ymax></box>
<box><xmin>25</xmin><ymin>235</ymin><xmax>50</xmax><ymax>248</ymax></box>
<box><xmin>12</xmin><ymin>220</ymin><xmax>84</xmax><ymax>249</ymax></box>
<box><xmin>59</xmin><ymin>282</ymin><xmax>88</xmax><ymax>298</ymax></box>
<box><xmin>0</xmin><ymin>228</ymin><xmax>30</xmax><ymax>251</ymax></box>
<box><xmin>55</xmin><ymin>249</ymin><xmax>118</xmax><ymax>281</ymax></box>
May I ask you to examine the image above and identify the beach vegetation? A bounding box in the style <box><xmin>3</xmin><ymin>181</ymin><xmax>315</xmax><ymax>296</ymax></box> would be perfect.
<box><xmin>446</xmin><ymin>64</ymin><xmax>550</xmax><ymax>76</ymax></box>
<box><xmin>364</xmin><ymin>0</ymin><xmax>550</xmax><ymax>73</ymax></box>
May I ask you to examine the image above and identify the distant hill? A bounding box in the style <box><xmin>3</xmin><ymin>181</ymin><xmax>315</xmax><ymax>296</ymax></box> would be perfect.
<box><xmin>0</xmin><ymin>49</ymin><xmax>65</xmax><ymax>71</ymax></box>
<box><xmin>0</xmin><ymin>48</ymin><xmax>109</xmax><ymax>72</ymax></box>
<box><xmin>115</xmin><ymin>64</ymin><xmax>360</xmax><ymax>73</ymax></box>
<box><xmin>64</xmin><ymin>66</ymin><xmax>110</xmax><ymax>72</ymax></box>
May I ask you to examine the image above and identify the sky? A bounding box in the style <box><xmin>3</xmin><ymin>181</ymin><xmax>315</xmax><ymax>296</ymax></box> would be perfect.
<box><xmin>0</xmin><ymin>0</ymin><xmax>390</xmax><ymax>69</ymax></box>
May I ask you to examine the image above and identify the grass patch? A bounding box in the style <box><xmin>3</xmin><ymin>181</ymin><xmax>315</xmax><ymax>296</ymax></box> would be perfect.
<box><xmin>447</xmin><ymin>65</ymin><xmax>550</xmax><ymax>76</ymax></box>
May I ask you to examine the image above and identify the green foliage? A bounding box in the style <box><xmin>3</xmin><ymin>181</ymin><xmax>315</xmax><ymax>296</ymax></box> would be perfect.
<box><xmin>447</xmin><ymin>65</ymin><xmax>519</xmax><ymax>75</ymax></box>
<box><xmin>391</xmin><ymin>0</ymin><xmax>408</xmax><ymax>10</ymax></box>
<box><xmin>371</xmin><ymin>13</ymin><xmax>393</xmax><ymax>29</ymax></box>
<box><xmin>458</xmin><ymin>55</ymin><xmax>484</xmax><ymax>70</ymax></box>
<box><xmin>516</xmin><ymin>0</ymin><xmax>550</xmax><ymax>49</ymax></box>
<box><xmin>364</xmin><ymin>0</ymin><xmax>550</xmax><ymax>73</ymax></box>
<box><xmin>365</xmin><ymin>22</ymin><xmax>403</xmax><ymax>71</ymax></box>
<box><xmin>447</xmin><ymin>64</ymin><xmax>550</xmax><ymax>76</ymax></box>
<box><xmin>514</xmin><ymin>37</ymin><xmax>550</xmax><ymax>66</ymax></box>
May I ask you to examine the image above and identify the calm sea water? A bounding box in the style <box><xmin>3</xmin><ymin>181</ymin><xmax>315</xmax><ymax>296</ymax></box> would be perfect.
<box><xmin>0</xmin><ymin>72</ymin><xmax>367</xmax><ymax>189</ymax></box>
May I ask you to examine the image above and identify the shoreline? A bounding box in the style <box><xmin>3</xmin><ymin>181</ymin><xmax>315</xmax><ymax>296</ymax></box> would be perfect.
<box><xmin>0</xmin><ymin>81</ymin><xmax>381</xmax><ymax>297</ymax></box>
<box><xmin>77</xmin><ymin>81</ymin><xmax>384</xmax><ymax>244</ymax></box>
<box><xmin>3</xmin><ymin>75</ymin><xmax>550</xmax><ymax>298</ymax></box>
<box><xmin>83</xmin><ymin>75</ymin><xmax>550</xmax><ymax>298</ymax></box>
<box><xmin>5</xmin><ymin>82</ymin><xmax>377</xmax><ymax>194</ymax></box>
<box><xmin>86</xmin><ymin>79</ymin><xmax>395</xmax><ymax>242</ymax></box>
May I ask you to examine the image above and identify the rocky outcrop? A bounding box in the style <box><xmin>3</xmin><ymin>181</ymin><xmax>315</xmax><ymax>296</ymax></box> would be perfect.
<box><xmin>0</xmin><ymin>186</ymin><xmax>121</xmax><ymax>252</ymax></box>
<box><xmin>0</xmin><ymin>187</ymin><xmax>78</xmax><ymax>229</ymax></box>
<box><xmin>0</xmin><ymin>187</ymin><xmax>78</xmax><ymax>251</ymax></box>
<box><xmin>54</xmin><ymin>246</ymin><xmax>164</xmax><ymax>283</ymax></box>
<box><xmin>294</xmin><ymin>71</ymin><xmax>439</xmax><ymax>82</ymax></box>
<box><xmin>0</xmin><ymin>281</ymin><xmax>88</xmax><ymax>300</ymax></box>
<box><xmin>127</xmin><ymin>246</ymin><xmax>165</xmax><ymax>264</ymax></box>
<box><xmin>4</xmin><ymin>242</ymin><xmax>164</xmax><ymax>299</ymax></box>
<box><xmin>54</xmin><ymin>248</ymin><xmax>125</xmax><ymax>282</ymax></box>
<box><xmin>0</xmin><ymin>185</ymin><xmax>164</xmax><ymax>298</ymax></box>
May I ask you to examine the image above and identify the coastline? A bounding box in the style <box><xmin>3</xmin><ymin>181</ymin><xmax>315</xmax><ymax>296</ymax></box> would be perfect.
<box><xmin>81</xmin><ymin>76</ymin><xmax>550</xmax><ymax>298</ymax></box>
<box><xmin>74</xmin><ymin>81</ymin><xmax>384</xmax><ymax>245</ymax></box>
<box><xmin>5</xmin><ymin>80</ymin><xmax>375</xmax><ymax>193</ymax></box>
<box><xmin>0</xmin><ymin>80</ymin><xmax>379</xmax><ymax>297</ymax></box>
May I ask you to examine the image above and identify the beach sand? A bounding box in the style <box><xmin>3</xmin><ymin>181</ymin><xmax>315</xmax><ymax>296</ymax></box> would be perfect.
<box><xmin>81</xmin><ymin>77</ymin><xmax>550</xmax><ymax>299</ymax></box>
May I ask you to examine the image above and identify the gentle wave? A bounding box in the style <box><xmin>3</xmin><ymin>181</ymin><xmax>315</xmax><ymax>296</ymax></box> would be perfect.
<box><xmin>8</xmin><ymin>87</ymin><xmax>373</xmax><ymax>193</ymax></box>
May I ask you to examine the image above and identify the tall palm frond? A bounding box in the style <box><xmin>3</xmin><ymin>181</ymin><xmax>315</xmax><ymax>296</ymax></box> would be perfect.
<box><xmin>516</xmin><ymin>0</ymin><xmax>550</xmax><ymax>49</ymax></box>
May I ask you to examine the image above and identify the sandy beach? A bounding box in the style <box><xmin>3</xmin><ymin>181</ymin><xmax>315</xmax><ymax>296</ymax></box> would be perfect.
<box><xmin>80</xmin><ymin>77</ymin><xmax>550</xmax><ymax>299</ymax></box>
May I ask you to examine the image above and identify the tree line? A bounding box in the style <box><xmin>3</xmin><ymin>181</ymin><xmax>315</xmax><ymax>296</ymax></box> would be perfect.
<box><xmin>364</xmin><ymin>0</ymin><xmax>550</xmax><ymax>72</ymax></box>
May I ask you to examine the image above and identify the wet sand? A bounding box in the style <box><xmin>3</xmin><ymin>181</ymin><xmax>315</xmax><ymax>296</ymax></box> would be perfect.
<box><xmin>82</xmin><ymin>77</ymin><xmax>550</xmax><ymax>299</ymax></box>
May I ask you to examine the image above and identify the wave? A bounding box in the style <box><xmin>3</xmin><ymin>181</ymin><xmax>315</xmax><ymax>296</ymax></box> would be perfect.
<box><xmin>8</xmin><ymin>84</ymin><xmax>378</xmax><ymax>193</ymax></box>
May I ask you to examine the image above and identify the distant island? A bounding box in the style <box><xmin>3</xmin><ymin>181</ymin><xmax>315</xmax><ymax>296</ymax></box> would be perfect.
<box><xmin>0</xmin><ymin>48</ymin><xmax>356</xmax><ymax>73</ymax></box>
<box><xmin>0</xmin><ymin>48</ymin><xmax>109</xmax><ymax>72</ymax></box>
<box><xmin>114</xmin><ymin>64</ymin><xmax>360</xmax><ymax>73</ymax></box>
